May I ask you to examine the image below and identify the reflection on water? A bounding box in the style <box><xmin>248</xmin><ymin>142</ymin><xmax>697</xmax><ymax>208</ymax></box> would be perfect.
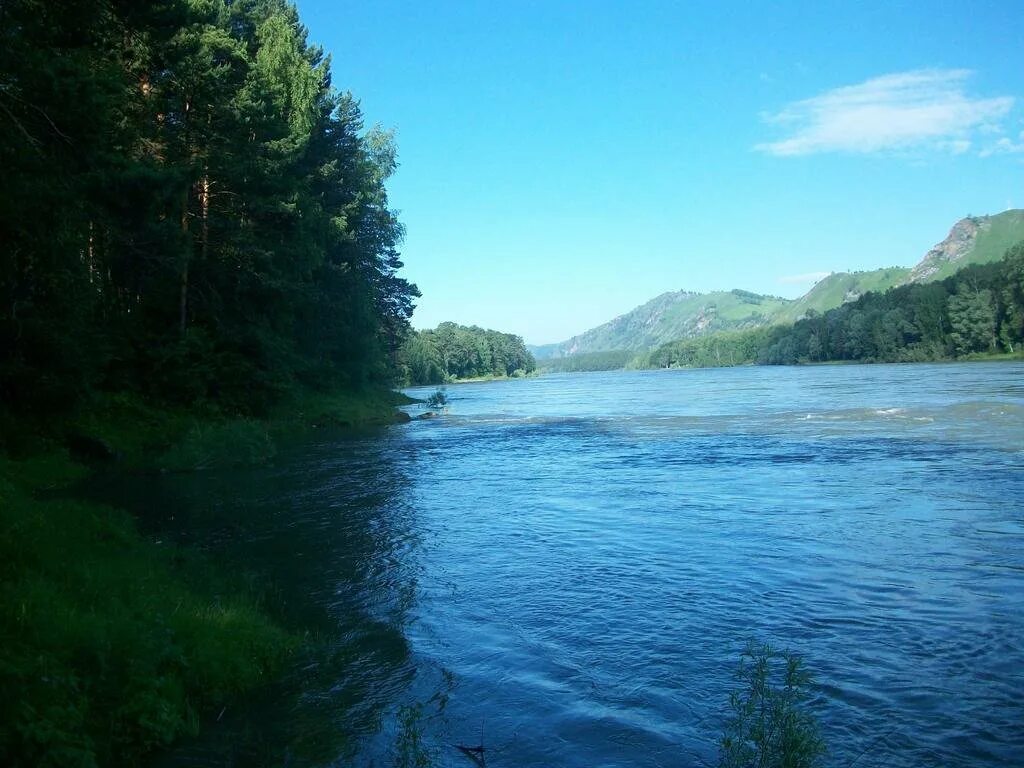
<box><xmin>108</xmin><ymin>363</ymin><xmax>1024</xmax><ymax>768</ymax></box>
<box><xmin>99</xmin><ymin>432</ymin><xmax>428</xmax><ymax>767</ymax></box>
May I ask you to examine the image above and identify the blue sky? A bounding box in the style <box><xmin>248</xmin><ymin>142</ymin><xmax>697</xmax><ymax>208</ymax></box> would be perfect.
<box><xmin>296</xmin><ymin>0</ymin><xmax>1024</xmax><ymax>344</ymax></box>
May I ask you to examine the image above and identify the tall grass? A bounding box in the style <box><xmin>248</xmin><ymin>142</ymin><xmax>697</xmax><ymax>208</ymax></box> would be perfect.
<box><xmin>0</xmin><ymin>457</ymin><xmax>294</xmax><ymax>767</ymax></box>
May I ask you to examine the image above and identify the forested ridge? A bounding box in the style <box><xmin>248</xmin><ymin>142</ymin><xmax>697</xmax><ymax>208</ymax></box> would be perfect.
<box><xmin>643</xmin><ymin>243</ymin><xmax>1024</xmax><ymax>368</ymax></box>
<box><xmin>400</xmin><ymin>322</ymin><xmax>536</xmax><ymax>385</ymax></box>
<box><xmin>1</xmin><ymin>0</ymin><xmax>418</xmax><ymax>432</ymax></box>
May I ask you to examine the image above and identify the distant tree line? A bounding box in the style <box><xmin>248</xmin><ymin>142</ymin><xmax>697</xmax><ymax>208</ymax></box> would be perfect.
<box><xmin>1</xmin><ymin>0</ymin><xmax>418</xmax><ymax>423</ymax></box>
<box><xmin>538</xmin><ymin>350</ymin><xmax>636</xmax><ymax>372</ymax></box>
<box><xmin>400</xmin><ymin>323</ymin><xmax>535</xmax><ymax>385</ymax></box>
<box><xmin>641</xmin><ymin>243</ymin><xmax>1024</xmax><ymax>368</ymax></box>
<box><xmin>639</xmin><ymin>329</ymin><xmax>774</xmax><ymax>369</ymax></box>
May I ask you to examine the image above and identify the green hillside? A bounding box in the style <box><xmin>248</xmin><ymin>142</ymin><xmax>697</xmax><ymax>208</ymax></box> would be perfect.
<box><xmin>528</xmin><ymin>341</ymin><xmax>562</xmax><ymax>360</ymax></box>
<box><xmin>774</xmin><ymin>267</ymin><xmax>912</xmax><ymax>325</ymax></box>
<box><xmin>540</xmin><ymin>289</ymin><xmax>790</xmax><ymax>357</ymax></box>
<box><xmin>912</xmin><ymin>209</ymin><xmax>1024</xmax><ymax>282</ymax></box>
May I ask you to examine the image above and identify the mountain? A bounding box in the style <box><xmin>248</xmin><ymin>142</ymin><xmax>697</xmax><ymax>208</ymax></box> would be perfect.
<box><xmin>772</xmin><ymin>267</ymin><xmax>911</xmax><ymax>325</ymax></box>
<box><xmin>530</xmin><ymin>209</ymin><xmax>1024</xmax><ymax>360</ymax></box>
<box><xmin>907</xmin><ymin>209</ymin><xmax>1024</xmax><ymax>283</ymax></box>
<box><xmin>531</xmin><ymin>289</ymin><xmax>791</xmax><ymax>359</ymax></box>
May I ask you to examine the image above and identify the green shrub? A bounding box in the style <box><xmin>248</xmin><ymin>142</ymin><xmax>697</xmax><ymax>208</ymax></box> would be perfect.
<box><xmin>719</xmin><ymin>642</ymin><xmax>825</xmax><ymax>768</ymax></box>
<box><xmin>425</xmin><ymin>389</ymin><xmax>448</xmax><ymax>410</ymax></box>
<box><xmin>159</xmin><ymin>419</ymin><xmax>275</xmax><ymax>471</ymax></box>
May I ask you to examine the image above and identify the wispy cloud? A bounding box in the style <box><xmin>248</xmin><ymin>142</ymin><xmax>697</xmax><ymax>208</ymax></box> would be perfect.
<box><xmin>777</xmin><ymin>271</ymin><xmax>831</xmax><ymax>285</ymax></box>
<box><xmin>980</xmin><ymin>131</ymin><xmax>1024</xmax><ymax>157</ymax></box>
<box><xmin>756</xmin><ymin>69</ymin><xmax>1013</xmax><ymax>157</ymax></box>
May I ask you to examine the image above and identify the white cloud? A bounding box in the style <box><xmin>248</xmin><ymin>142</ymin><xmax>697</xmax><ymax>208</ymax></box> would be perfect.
<box><xmin>777</xmin><ymin>271</ymin><xmax>832</xmax><ymax>285</ymax></box>
<box><xmin>756</xmin><ymin>69</ymin><xmax>1014</xmax><ymax>157</ymax></box>
<box><xmin>940</xmin><ymin>139</ymin><xmax>972</xmax><ymax>155</ymax></box>
<box><xmin>980</xmin><ymin>131</ymin><xmax>1024</xmax><ymax>157</ymax></box>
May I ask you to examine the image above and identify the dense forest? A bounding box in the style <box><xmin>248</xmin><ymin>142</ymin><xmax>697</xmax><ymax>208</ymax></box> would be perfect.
<box><xmin>641</xmin><ymin>329</ymin><xmax>775</xmax><ymax>369</ymax></box>
<box><xmin>756</xmin><ymin>243</ymin><xmax>1024</xmax><ymax>364</ymax></box>
<box><xmin>399</xmin><ymin>322</ymin><xmax>535</xmax><ymax>385</ymax></box>
<box><xmin>537</xmin><ymin>349</ymin><xmax>635</xmax><ymax>373</ymax></box>
<box><xmin>641</xmin><ymin>243</ymin><xmax>1024</xmax><ymax>369</ymax></box>
<box><xmin>0</xmin><ymin>0</ymin><xmax>418</xmax><ymax>436</ymax></box>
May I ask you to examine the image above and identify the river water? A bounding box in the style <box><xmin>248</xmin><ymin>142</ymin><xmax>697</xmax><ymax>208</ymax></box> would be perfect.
<box><xmin>133</xmin><ymin>363</ymin><xmax>1024</xmax><ymax>768</ymax></box>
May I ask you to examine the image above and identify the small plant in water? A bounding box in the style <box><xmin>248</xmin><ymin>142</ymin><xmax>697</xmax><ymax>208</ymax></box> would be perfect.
<box><xmin>426</xmin><ymin>388</ymin><xmax>448</xmax><ymax>410</ymax></box>
<box><xmin>394</xmin><ymin>702</ymin><xmax>434</xmax><ymax>768</ymax></box>
<box><xmin>719</xmin><ymin>641</ymin><xmax>825</xmax><ymax>768</ymax></box>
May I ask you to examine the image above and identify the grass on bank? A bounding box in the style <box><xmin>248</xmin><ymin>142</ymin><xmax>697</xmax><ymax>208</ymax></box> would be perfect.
<box><xmin>31</xmin><ymin>387</ymin><xmax>415</xmax><ymax>473</ymax></box>
<box><xmin>0</xmin><ymin>385</ymin><xmax>413</xmax><ymax>766</ymax></box>
<box><xmin>0</xmin><ymin>454</ymin><xmax>295</xmax><ymax>768</ymax></box>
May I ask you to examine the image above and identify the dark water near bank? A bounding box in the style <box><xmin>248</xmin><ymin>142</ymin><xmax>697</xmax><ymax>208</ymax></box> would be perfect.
<box><xmin>126</xmin><ymin>364</ymin><xmax>1023</xmax><ymax>767</ymax></box>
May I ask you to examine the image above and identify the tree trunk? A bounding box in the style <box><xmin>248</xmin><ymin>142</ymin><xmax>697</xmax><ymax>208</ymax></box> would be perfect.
<box><xmin>179</xmin><ymin>184</ymin><xmax>190</xmax><ymax>335</ymax></box>
<box><xmin>200</xmin><ymin>172</ymin><xmax>209</xmax><ymax>263</ymax></box>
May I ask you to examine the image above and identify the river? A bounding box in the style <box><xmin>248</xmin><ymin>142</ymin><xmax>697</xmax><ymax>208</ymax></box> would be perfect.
<box><xmin>129</xmin><ymin>363</ymin><xmax>1023</xmax><ymax>767</ymax></box>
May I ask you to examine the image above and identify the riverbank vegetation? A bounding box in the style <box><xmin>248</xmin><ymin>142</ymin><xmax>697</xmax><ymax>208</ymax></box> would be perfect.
<box><xmin>399</xmin><ymin>322</ymin><xmax>536</xmax><ymax>385</ymax></box>
<box><xmin>537</xmin><ymin>242</ymin><xmax>1023</xmax><ymax>374</ymax></box>
<box><xmin>0</xmin><ymin>455</ymin><xmax>294</xmax><ymax>766</ymax></box>
<box><xmin>1</xmin><ymin>0</ymin><xmax>418</xmax><ymax>764</ymax></box>
<box><xmin>754</xmin><ymin>242</ymin><xmax>1024</xmax><ymax>365</ymax></box>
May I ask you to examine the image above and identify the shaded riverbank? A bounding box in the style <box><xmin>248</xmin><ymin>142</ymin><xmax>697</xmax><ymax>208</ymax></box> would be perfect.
<box><xmin>0</xmin><ymin>387</ymin><xmax>415</xmax><ymax>767</ymax></box>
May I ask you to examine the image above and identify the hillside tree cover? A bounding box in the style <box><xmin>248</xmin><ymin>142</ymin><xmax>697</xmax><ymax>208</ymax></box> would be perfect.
<box><xmin>756</xmin><ymin>244</ymin><xmax>1024</xmax><ymax>365</ymax></box>
<box><xmin>0</xmin><ymin>0</ymin><xmax>418</xmax><ymax>433</ymax></box>
<box><xmin>639</xmin><ymin>244</ymin><xmax>1024</xmax><ymax>369</ymax></box>
<box><xmin>400</xmin><ymin>322</ymin><xmax>536</xmax><ymax>385</ymax></box>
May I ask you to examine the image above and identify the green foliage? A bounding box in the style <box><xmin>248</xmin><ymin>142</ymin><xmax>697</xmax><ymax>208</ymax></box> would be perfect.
<box><xmin>642</xmin><ymin>328</ymin><xmax>773</xmax><ymax>369</ymax></box>
<box><xmin>68</xmin><ymin>393</ymin><xmax>213</xmax><ymax>468</ymax></box>
<box><xmin>948</xmin><ymin>288</ymin><xmax>997</xmax><ymax>355</ymax></box>
<box><xmin>639</xmin><ymin>245</ymin><xmax>1024</xmax><ymax>371</ymax></box>
<box><xmin>64</xmin><ymin>387</ymin><xmax>406</xmax><ymax>474</ymax></box>
<box><xmin>537</xmin><ymin>290</ymin><xmax>793</xmax><ymax>358</ymax></box>
<box><xmin>755</xmin><ymin>243</ymin><xmax>1024</xmax><ymax>365</ymax></box>
<box><xmin>0</xmin><ymin>452</ymin><xmax>87</xmax><ymax>492</ymax></box>
<box><xmin>271</xmin><ymin>387</ymin><xmax>411</xmax><ymax>428</ymax></box>
<box><xmin>394</xmin><ymin>703</ymin><xmax>434</xmax><ymax>768</ymax></box>
<box><xmin>158</xmin><ymin>419</ymin><xmax>276</xmax><ymax>471</ymax></box>
<box><xmin>536</xmin><ymin>213</ymin><xmax>1024</xmax><ymax>364</ymax></box>
<box><xmin>537</xmin><ymin>350</ymin><xmax>637</xmax><ymax>372</ymax></box>
<box><xmin>924</xmin><ymin>210</ymin><xmax>1024</xmax><ymax>281</ymax></box>
<box><xmin>0</xmin><ymin>463</ymin><xmax>293</xmax><ymax>767</ymax></box>
<box><xmin>0</xmin><ymin>0</ymin><xmax>418</xmax><ymax>424</ymax></box>
<box><xmin>399</xmin><ymin>323</ymin><xmax>536</xmax><ymax>385</ymax></box>
<box><xmin>425</xmin><ymin>388</ymin><xmax>448</xmax><ymax>409</ymax></box>
<box><xmin>719</xmin><ymin>642</ymin><xmax>825</xmax><ymax>768</ymax></box>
